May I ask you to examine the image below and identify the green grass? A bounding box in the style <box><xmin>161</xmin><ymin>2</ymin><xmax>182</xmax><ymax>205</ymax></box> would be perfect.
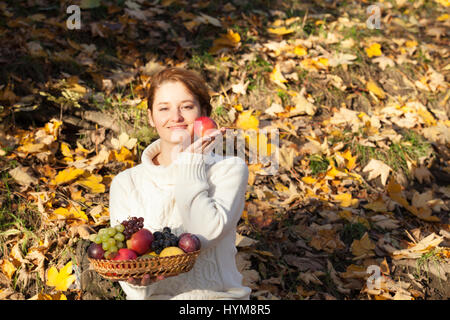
<box><xmin>309</xmin><ymin>155</ymin><xmax>330</xmax><ymax>176</ymax></box>
<box><xmin>352</xmin><ymin>129</ymin><xmax>433</xmax><ymax>178</ymax></box>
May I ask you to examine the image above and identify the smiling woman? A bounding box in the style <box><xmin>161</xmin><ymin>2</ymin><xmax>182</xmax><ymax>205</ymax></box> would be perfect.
<box><xmin>108</xmin><ymin>67</ymin><xmax>251</xmax><ymax>300</ymax></box>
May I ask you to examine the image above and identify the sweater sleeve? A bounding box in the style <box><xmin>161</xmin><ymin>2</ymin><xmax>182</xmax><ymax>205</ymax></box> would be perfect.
<box><xmin>173</xmin><ymin>152</ymin><xmax>249</xmax><ymax>250</ymax></box>
<box><xmin>108</xmin><ymin>171</ymin><xmax>159</xmax><ymax>299</ymax></box>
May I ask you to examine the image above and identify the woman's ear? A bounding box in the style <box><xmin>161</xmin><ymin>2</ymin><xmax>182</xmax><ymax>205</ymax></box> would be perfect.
<box><xmin>147</xmin><ymin>108</ymin><xmax>155</xmax><ymax>127</ymax></box>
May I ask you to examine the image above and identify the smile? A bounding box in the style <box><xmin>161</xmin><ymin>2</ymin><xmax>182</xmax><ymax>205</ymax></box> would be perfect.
<box><xmin>169</xmin><ymin>125</ymin><xmax>188</xmax><ymax>130</ymax></box>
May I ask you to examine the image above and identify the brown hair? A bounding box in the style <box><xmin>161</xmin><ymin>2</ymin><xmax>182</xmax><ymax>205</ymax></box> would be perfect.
<box><xmin>146</xmin><ymin>67</ymin><xmax>212</xmax><ymax>117</ymax></box>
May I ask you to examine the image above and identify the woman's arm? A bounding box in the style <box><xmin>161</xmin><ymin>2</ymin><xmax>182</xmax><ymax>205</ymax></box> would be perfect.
<box><xmin>173</xmin><ymin>152</ymin><xmax>249</xmax><ymax>250</ymax></box>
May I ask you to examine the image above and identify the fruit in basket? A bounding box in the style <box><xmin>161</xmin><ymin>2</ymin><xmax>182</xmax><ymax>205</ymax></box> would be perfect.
<box><xmin>113</xmin><ymin>248</ymin><xmax>138</xmax><ymax>260</ymax></box>
<box><xmin>193</xmin><ymin>116</ymin><xmax>217</xmax><ymax>138</ymax></box>
<box><xmin>121</xmin><ymin>216</ymin><xmax>144</xmax><ymax>240</ymax></box>
<box><xmin>87</xmin><ymin>243</ymin><xmax>105</xmax><ymax>259</ymax></box>
<box><xmin>126</xmin><ymin>228</ymin><xmax>154</xmax><ymax>255</ymax></box>
<box><xmin>178</xmin><ymin>233</ymin><xmax>201</xmax><ymax>253</ymax></box>
<box><xmin>152</xmin><ymin>227</ymin><xmax>179</xmax><ymax>254</ymax></box>
<box><xmin>159</xmin><ymin>246</ymin><xmax>185</xmax><ymax>257</ymax></box>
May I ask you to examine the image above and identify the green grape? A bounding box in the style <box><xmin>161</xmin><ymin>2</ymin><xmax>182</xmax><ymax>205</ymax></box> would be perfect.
<box><xmin>115</xmin><ymin>224</ymin><xmax>125</xmax><ymax>233</ymax></box>
<box><xmin>107</xmin><ymin>228</ymin><xmax>116</xmax><ymax>237</ymax></box>
<box><xmin>117</xmin><ymin>241</ymin><xmax>124</xmax><ymax>249</ymax></box>
<box><xmin>114</xmin><ymin>233</ymin><xmax>125</xmax><ymax>242</ymax></box>
<box><xmin>94</xmin><ymin>235</ymin><xmax>102</xmax><ymax>244</ymax></box>
<box><xmin>89</xmin><ymin>234</ymin><xmax>97</xmax><ymax>242</ymax></box>
<box><xmin>102</xmin><ymin>242</ymin><xmax>110</xmax><ymax>251</ymax></box>
<box><xmin>100</xmin><ymin>234</ymin><xmax>110</xmax><ymax>243</ymax></box>
<box><xmin>107</xmin><ymin>238</ymin><xmax>116</xmax><ymax>247</ymax></box>
<box><xmin>109</xmin><ymin>245</ymin><xmax>118</xmax><ymax>253</ymax></box>
<box><xmin>98</xmin><ymin>228</ymin><xmax>107</xmax><ymax>236</ymax></box>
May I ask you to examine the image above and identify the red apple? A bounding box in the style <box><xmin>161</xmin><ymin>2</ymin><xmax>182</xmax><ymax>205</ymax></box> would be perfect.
<box><xmin>193</xmin><ymin>116</ymin><xmax>217</xmax><ymax>138</ymax></box>
<box><xmin>113</xmin><ymin>248</ymin><xmax>138</xmax><ymax>260</ymax></box>
<box><xmin>178</xmin><ymin>233</ymin><xmax>201</xmax><ymax>253</ymax></box>
<box><xmin>126</xmin><ymin>228</ymin><xmax>154</xmax><ymax>255</ymax></box>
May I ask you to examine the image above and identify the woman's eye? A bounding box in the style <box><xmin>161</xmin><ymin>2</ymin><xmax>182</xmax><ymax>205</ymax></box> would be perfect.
<box><xmin>183</xmin><ymin>105</ymin><xmax>194</xmax><ymax>109</ymax></box>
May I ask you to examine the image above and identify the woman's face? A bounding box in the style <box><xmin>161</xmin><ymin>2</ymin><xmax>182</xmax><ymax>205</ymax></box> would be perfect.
<box><xmin>148</xmin><ymin>81</ymin><xmax>202</xmax><ymax>145</ymax></box>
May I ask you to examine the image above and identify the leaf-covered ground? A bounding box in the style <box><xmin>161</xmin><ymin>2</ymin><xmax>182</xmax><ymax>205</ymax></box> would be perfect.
<box><xmin>0</xmin><ymin>0</ymin><xmax>449</xmax><ymax>300</ymax></box>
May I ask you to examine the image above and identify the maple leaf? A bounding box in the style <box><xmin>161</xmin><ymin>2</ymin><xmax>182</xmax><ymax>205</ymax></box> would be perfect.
<box><xmin>76</xmin><ymin>173</ymin><xmax>105</xmax><ymax>194</ymax></box>
<box><xmin>351</xmin><ymin>232</ymin><xmax>376</xmax><ymax>257</ymax></box>
<box><xmin>362</xmin><ymin>159</ymin><xmax>392</xmax><ymax>186</ymax></box>
<box><xmin>46</xmin><ymin>261</ymin><xmax>76</xmax><ymax>291</ymax></box>
<box><xmin>51</xmin><ymin>167</ymin><xmax>85</xmax><ymax>185</ymax></box>
<box><xmin>366</xmin><ymin>80</ymin><xmax>386</xmax><ymax>99</ymax></box>
<box><xmin>365</xmin><ymin>43</ymin><xmax>382</xmax><ymax>58</ymax></box>
<box><xmin>333</xmin><ymin>193</ymin><xmax>359</xmax><ymax>208</ymax></box>
<box><xmin>209</xmin><ymin>29</ymin><xmax>240</xmax><ymax>54</ymax></box>
<box><xmin>269</xmin><ymin>65</ymin><xmax>288</xmax><ymax>89</ymax></box>
<box><xmin>235</xmin><ymin>110</ymin><xmax>259</xmax><ymax>131</ymax></box>
<box><xmin>372</xmin><ymin>55</ymin><xmax>395</xmax><ymax>70</ymax></box>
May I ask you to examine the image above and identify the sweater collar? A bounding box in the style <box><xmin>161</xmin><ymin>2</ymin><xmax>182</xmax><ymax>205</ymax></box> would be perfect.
<box><xmin>141</xmin><ymin>139</ymin><xmax>177</xmax><ymax>185</ymax></box>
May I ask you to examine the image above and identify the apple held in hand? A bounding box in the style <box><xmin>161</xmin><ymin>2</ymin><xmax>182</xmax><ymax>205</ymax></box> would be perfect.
<box><xmin>126</xmin><ymin>228</ymin><xmax>154</xmax><ymax>255</ymax></box>
<box><xmin>178</xmin><ymin>233</ymin><xmax>201</xmax><ymax>253</ymax></box>
<box><xmin>113</xmin><ymin>248</ymin><xmax>138</xmax><ymax>260</ymax></box>
<box><xmin>193</xmin><ymin>116</ymin><xmax>218</xmax><ymax>138</ymax></box>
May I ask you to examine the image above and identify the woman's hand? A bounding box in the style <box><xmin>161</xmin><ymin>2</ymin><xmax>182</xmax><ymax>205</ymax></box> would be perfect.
<box><xmin>126</xmin><ymin>274</ymin><xmax>165</xmax><ymax>286</ymax></box>
<box><xmin>183</xmin><ymin>127</ymin><xmax>226</xmax><ymax>154</ymax></box>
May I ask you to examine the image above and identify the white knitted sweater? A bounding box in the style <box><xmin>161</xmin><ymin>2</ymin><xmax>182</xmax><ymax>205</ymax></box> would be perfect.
<box><xmin>108</xmin><ymin>138</ymin><xmax>251</xmax><ymax>300</ymax></box>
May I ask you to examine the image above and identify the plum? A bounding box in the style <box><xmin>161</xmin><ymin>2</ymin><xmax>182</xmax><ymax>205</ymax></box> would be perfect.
<box><xmin>178</xmin><ymin>233</ymin><xmax>201</xmax><ymax>253</ymax></box>
<box><xmin>87</xmin><ymin>243</ymin><xmax>105</xmax><ymax>259</ymax></box>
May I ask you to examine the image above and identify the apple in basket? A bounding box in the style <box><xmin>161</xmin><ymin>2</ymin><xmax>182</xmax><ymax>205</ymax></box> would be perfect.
<box><xmin>113</xmin><ymin>248</ymin><xmax>138</xmax><ymax>260</ymax></box>
<box><xmin>126</xmin><ymin>228</ymin><xmax>154</xmax><ymax>255</ymax></box>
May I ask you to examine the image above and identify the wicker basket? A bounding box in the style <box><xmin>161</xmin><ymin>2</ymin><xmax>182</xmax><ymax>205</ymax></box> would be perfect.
<box><xmin>88</xmin><ymin>250</ymin><xmax>200</xmax><ymax>281</ymax></box>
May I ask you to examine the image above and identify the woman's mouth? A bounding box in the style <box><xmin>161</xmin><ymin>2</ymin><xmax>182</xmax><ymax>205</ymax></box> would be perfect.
<box><xmin>169</xmin><ymin>125</ymin><xmax>188</xmax><ymax>130</ymax></box>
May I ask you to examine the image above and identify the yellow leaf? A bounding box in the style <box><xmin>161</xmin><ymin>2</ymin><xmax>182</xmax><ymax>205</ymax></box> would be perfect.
<box><xmin>351</xmin><ymin>232</ymin><xmax>375</xmax><ymax>257</ymax></box>
<box><xmin>302</xmin><ymin>176</ymin><xmax>317</xmax><ymax>184</ymax></box>
<box><xmin>293</xmin><ymin>45</ymin><xmax>307</xmax><ymax>56</ymax></box>
<box><xmin>46</xmin><ymin>261</ymin><xmax>76</xmax><ymax>291</ymax></box>
<box><xmin>269</xmin><ymin>66</ymin><xmax>288</xmax><ymax>88</ymax></box>
<box><xmin>209</xmin><ymin>29</ymin><xmax>240</xmax><ymax>54</ymax></box>
<box><xmin>236</xmin><ymin>110</ymin><xmax>259</xmax><ymax>131</ymax></box>
<box><xmin>333</xmin><ymin>193</ymin><xmax>359</xmax><ymax>207</ymax></box>
<box><xmin>366</xmin><ymin>80</ymin><xmax>386</xmax><ymax>99</ymax></box>
<box><xmin>405</xmin><ymin>40</ymin><xmax>418</xmax><ymax>48</ymax></box>
<box><xmin>437</xmin><ymin>13</ymin><xmax>449</xmax><ymax>21</ymax></box>
<box><xmin>365</xmin><ymin>43</ymin><xmax>382</xmax><ymax>58</ymax></box>
<box><xmin>53</xmin><ymin>206</ymin><xmax>88</xmax><ymax>222</ymax></box>
<box><xmin>17</xmin><ymin>142</ymin><xmax>46</xmax><ymax>154</ymax></box>
<box><xmin>267</xmin><ymin>26</ymin><xmax>295</xmax><ymax>35</ymax></box>
<box><xmin>233</xmin><ymin>104</ymin><xmax>243</xmax><ymax>112</ymax></box>
<box><xmin>60</xmin><ymin>142</ymin><xmax>72</xmax><ymax>158</ymax></box>
<box><xmin>51</xmin><ymin>167</ymin><xmax>85</xmax><ymax>185</ymax></box>
<box><xmin>77</xmin><ymin>173</ymin><xmax>105</xmax><ymax>194</ymax></box>
<box><xmin>32</xmin><ymin>292</ymin><xmax>67</xmax><ymax>300</ymax></box>
<box><xmin>274</xmin><ymin>182</ymin><xmax>289</xmax><ymax>193</ymax></box>
<box><xmin>341</xmin><ymin>149</ymin><xmax>357</xmax><ymax>170</ymax></box>
<box><xmin>112</xmin><ymin>146</ymin><xmax>134</xmax><ymax>164</ymax></box>
<box><xmin>363</xmin><ymin>197</ymin><xmax>388</xmax><ymax>212</ymax></box>
<box><xmin>1</xmin><ymin>260</ymin><xmax>17</xmax><ymax>279</ymax></box>
<box><xmin>435</xmin><ymin>0</ymin><xmax>449</xmax><ymax>7</ymax></box>
<box><xmin>136</xmin><ymin>99</ymin><xmax>148</xmax><ymax>110</ymax></box>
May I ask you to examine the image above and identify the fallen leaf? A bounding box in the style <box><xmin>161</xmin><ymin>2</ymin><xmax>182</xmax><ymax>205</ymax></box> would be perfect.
<box><xmin>362</xmin><ymin>159</ymin><xmax>392</xmax><ymax>186</ymax></box>
<box><xmin>46</xmin><ymin>261</ymin><xmax>76</xmax><ymax>291</ymax></box>
<box><xmin>351</xmin><ymin>232</ymin><xmax>376</xmax><ymax>257</ymax></box>
<box><xmin>365</xmin><ymin>43</ymin><xmax>382</xmax><ymax>58</ymax></box>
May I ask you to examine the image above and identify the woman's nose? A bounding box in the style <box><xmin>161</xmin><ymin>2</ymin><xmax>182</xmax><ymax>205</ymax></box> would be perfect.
<box><xmin>171</xmin><ymin>108</ymin><xmax>184</xmax><ymax>122</ymax></box>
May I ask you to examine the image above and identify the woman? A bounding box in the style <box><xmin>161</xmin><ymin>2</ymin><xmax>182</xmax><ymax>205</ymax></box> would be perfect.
<box><xmin>109</xmin><ymin>67</ymin><xmax>251</xmax><ymax>300</ymax></box>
